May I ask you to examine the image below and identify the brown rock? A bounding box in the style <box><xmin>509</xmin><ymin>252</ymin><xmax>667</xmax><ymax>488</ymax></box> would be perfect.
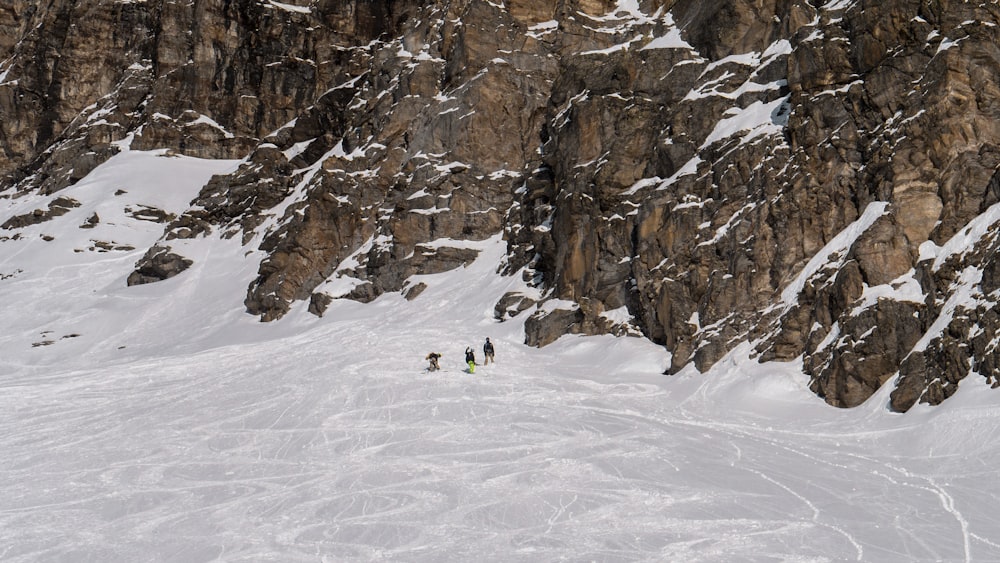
<box><xmin>7</xmin><ymin>0</ymin><xmax>1000</xmax><ymax>412</ymax></box>
<box><xmin>126</xmin><ymin>246</ymin><xmax>193</xmax><ymax>286</ymax></box>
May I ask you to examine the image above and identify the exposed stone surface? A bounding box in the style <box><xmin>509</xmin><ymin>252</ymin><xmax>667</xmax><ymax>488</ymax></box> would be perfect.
<box><xmin>1</xmin><ymin>197</ymin><xmax>80</xmax><ymax>229</ymax></box>
<box><xmin>4</xmin><ymin>0</ymin><xmax>1000</xmax><ymax>410</ymax></box>
<box><xmin>126</xmin><ymin>246</ymin><xmax>193</xmax><ymax>286</ymax></box>
<box><xmin>80</xmin><ymin>212</ymin><xmax>100</xmax><ymax>229</ymax></box>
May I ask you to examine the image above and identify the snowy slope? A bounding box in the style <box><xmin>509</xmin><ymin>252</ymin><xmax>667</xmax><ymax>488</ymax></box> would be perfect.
<box><xmin>2</xmin><ymin>153</ymin><xmax>1000</xmax><ymax>561</ymax></box>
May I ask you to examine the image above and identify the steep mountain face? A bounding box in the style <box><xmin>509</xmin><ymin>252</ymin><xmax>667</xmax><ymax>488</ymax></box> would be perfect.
<box><xmin>3</xmin><ymin>0</ymin><xmax>1000</xmax><ymax>411</ymax></box>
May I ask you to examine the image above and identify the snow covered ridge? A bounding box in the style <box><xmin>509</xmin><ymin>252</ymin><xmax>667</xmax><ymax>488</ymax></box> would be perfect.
<box><xmin>4</xmin><ymin>0</ymin><xmax>1000</xmax><ymax>411</ymax></box>
<box><xmin>262</xmin><ymin>0</ymin><xmax>311</xmax><ymax>14</ymax></box>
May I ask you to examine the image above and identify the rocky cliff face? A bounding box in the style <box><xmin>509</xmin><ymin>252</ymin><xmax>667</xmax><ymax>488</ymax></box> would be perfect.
<box><xmin>3</xmin><ymin>0</ymin><xmax>1000</xmax><ymax>411</ymax></box>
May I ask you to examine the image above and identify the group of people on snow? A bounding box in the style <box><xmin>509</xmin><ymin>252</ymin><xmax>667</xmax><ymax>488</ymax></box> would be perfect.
<box><xmin>426</xmin><ymin>337</ymin><xmax>494</xmax><ymax>373</ymax></box>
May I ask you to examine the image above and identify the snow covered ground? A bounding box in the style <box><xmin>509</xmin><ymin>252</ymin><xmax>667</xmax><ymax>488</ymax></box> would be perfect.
<box><xmin>2</xmin><ymin>151</ymin><xmax>1000</xmax><ymax>561</ymax></box>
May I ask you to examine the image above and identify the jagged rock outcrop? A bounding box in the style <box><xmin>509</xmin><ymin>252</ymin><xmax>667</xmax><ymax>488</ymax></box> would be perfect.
<box><xmin>125</xmin><ymin>245</ymin><xmax>193</xmax><ymax>286</ymax></box>
<box><xmin>1</xmin><ymin>196</ymin><xmax>79</xmax><ymax>229</ymax></box>
<box><xmin>4</xmin><ymin>0</ymin><xmax>1000</xmax><ymax>411</ymax></box>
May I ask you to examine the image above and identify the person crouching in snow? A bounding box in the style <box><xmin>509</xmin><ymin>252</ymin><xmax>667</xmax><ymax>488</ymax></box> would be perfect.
<box><xmin>465</xmin><ymin>347</ymin><xmax>476</xmax><ymax>373</ymax></box>
<box><xmin>483</xmin><ymin>337</ymin><xmax>495</xmax><ymax>365</ymax></box>
<box><xmin>426</xmin><ymin>352</ymin><xmax>441</xmax><ymax>372</ymax></box>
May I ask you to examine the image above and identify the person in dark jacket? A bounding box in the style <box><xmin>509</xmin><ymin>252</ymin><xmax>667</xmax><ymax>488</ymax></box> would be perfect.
<box><xmin>483</xmin><ymin>338</ymin><xmax>495</xmax><ymax>365</ymax></box>
<box><xmin>465</xmin><ymin>347</ymin><xmax>476</xmax><ymax>373</ymax></box>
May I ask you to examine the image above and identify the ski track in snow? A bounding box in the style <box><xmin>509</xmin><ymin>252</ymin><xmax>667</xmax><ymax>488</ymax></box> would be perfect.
<box><xmin>4</xmin><ymin>314</ymin><xmax>998</xmax><ymax>561</ymax></box>
<box><xmin>1</xmin><ymin>152</ymin><xmax>1000</xmax><ymax>561</ymax></box>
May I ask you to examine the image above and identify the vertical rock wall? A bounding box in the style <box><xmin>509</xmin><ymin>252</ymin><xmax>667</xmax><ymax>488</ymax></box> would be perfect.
<box><xmin>3</xmin><ymin>0</ymin><xmax>1000</xmax><ymax>410</ymax></box>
